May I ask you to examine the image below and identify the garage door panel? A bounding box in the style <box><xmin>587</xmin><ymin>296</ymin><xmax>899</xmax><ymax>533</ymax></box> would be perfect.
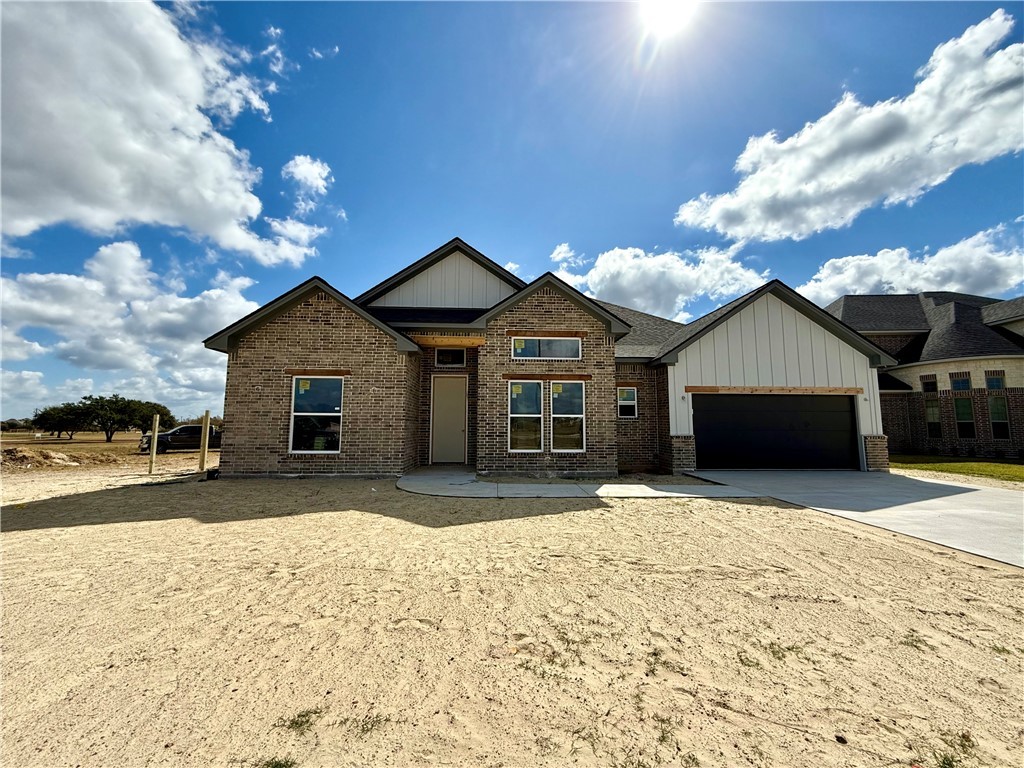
<box><xmin>693</xmin><ymin>394</ymin><xmax>858</xmax><ymax>470</ymax></box>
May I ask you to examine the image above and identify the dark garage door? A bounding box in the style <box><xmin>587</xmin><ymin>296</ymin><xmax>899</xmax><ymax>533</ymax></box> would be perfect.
<box><xmin>692</xmin><ymin>394</ymin><xmax>859</xmax><ymax>470</ymax></box>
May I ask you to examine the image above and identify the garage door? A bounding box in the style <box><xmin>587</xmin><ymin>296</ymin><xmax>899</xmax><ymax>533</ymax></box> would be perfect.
<box><xmin>692</xmin><ymin>394</ymin><xmax>859</xmax><ymax>470</ymax></box>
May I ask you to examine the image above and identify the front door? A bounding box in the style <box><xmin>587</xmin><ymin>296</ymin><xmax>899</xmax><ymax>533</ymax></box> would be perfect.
<box><xmin>431</xmin><ymin>376</ymin><xmax>467</xmax><ymax>463</ymax></box>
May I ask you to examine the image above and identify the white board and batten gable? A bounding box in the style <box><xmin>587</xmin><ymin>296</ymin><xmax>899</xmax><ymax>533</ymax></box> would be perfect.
<box><xmin>666</xmin><ymin>292</ymin><xmax>884</xmax><ymax>436</ymax></box>
<box><xmin>369</xmin><ymin>250</ymin><xmax>519</xmax><ymax>308</ymax></box>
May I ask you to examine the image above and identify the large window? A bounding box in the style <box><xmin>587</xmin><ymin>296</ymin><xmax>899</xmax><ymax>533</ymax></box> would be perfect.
<box><xmin>508</xmin><ymin>381</ymin><xmax>543</xmax><ymax>452</ymax></box>
<box><xmin>954</xmin><ymin>398</ymin><xmax>976</xmax><ymax>439</ymax></box>
<box><xmin>511</xmin><ymin>337</ymin><xmax>581</xmax><ymax>360</ymax></box>
<box><xmin>990</xmin><ymin>396</ymin><xmax>1010</xmax><ymax>440</ymax></box>
<box><xmin>551</xmin><ymin>381</ymin><xmax>585</xmax><ymax>452</ymax></box>
<box><xmin>925</xmin><ymin>398</ymin><xmax>942</xmax><ymax>439</ymax></box>
<box><xmin>986</xmin><ymin>373</ymin><xmax>1006</xmax><ymax>390</ymax></box>
<box><xmin>291</xmin><ymin>377</ymin><xmax>343</xmax><ymax>453</ymax></box>
<box><xmin>617</xmin><ymin>387</ymin><xmax>638</xmax><ymax>418</ymax></box>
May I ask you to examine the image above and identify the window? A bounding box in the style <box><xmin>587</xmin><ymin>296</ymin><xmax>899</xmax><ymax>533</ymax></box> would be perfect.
<box><xmin>551</xmin><ymin>381</ymin><xmax>585</xmax><ymax>452</ymax></box>
<box><xmin>950</xmin><ymin>373</ymin><xmax>971</xmax><ymax>391</ymax></box>
<box><xmin>617</xmin><ymin>387</ymin><xmax>638</xmax><ymax>418</ymax></box>
<box><xmin>954</xmin><ymin>398</ymin><xmax>975</xmax><ymax>439</ymax></box>
<box><xmin>511</xmin><ymin>337</ymin><xmax>581</xmax><ymax>360</ymax></box>
<box><xmin>291</xmin><ymin>377</ymin><xmax>343</xmax><ymax>453</ymax></box>
<box><xmin>508</xmin><ymin>381</ymin><xmax>542</xmax><ymax>452</ymax></box>
<box><xmin>921</xmin><ymin>380</ymin><xmax>938</xmax><ymax>393</ymax></box>
<box><xmin>990</xmin><ymin>396</ymin><xmax>1010</xmax><ymax>440</ymax></box>
<box><xmin>986</xmin><ymin>374</ymin><xmax>1006</xmax><ymax>390</ymax></box>
<box><xmin>925</xmin><ymin>398</ymin><xmax>942</xmax><ymax>439</ymax></box>
<box><xmin>435</xmin><ymin>348</ymin><xmax>466</xmax><ymax>368</ymax></box>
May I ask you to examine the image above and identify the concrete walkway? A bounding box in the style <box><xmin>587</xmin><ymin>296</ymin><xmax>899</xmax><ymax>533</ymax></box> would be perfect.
<box><xmin>695</xmin><ymin>470</ymin><xmax>1023</xmax><ymax>567</ymax></box>
<box><xmin>396</xmin><ymin>466</ymin><xmax>763</xmax><ymax>499</ymax></box>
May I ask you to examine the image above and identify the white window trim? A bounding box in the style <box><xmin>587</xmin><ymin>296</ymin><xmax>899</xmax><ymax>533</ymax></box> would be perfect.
<box><xmin>550</xmin><ymin>380</ymin><xmax>586</xmax><ymax>453</ymax></box>
<box><xmin>508</xmin><ymin>380</ymin><xmax>543</xmax><ymax>453</ymax></box>
<box><xmin>435</xmin><ymin>347</ymin><xmax>466</xmax><ymax>368</ymax></box>
<box><xmin>289</xmin><ymin>375</ymin><xmax>344</xmax><ymax>455</ymax></box>
<box><xmin>510</xmin><ymin>336</ymin><xmax>582</xmax><ymax>361</ymax></box>
<box><xmin>617</xmin><ymin>386</ymin><xmax>638</xmax><ymax>419</ymax></box>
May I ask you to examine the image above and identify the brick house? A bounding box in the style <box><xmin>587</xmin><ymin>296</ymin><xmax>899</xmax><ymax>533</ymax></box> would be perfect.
<box><xmin>205</xmin><ymin>238</ymin><xmax>896</xmax><ymax>477</ymax></box>
<box><xmin>826</xmin><ymin>292</ymin><xmax>1024</xmax><ymax>459</ymax></box>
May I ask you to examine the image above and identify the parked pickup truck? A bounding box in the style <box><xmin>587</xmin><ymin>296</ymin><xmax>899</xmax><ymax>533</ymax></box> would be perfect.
<box><xmin>139</xmin><ymin>425</ymin><xmax>222</xmax><ymax>454</ymax></box>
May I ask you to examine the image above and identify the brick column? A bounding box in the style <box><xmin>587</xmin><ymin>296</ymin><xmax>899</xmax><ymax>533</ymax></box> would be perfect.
<box><xmin>669</xmin><ymin>435</ymin><xmax>696</xmax><ymax>473</ymax></box>
<box><xmin>863</xmin><ymin>435</ymin><xmax>889</xmax><ymax>471</ymax></box>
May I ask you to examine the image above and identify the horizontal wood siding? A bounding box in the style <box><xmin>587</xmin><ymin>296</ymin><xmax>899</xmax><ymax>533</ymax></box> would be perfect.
<box><xmin>668</xmin><ymin>293</ymin><xmax>883</xmax><ymax>436</ymax></box>
<box><xmin>369</xmin><ymin>251</ymin><xmax>517</xmax><ymax>308</ymax></box>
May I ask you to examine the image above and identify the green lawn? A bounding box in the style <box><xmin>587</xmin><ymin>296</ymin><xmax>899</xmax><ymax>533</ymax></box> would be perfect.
<box><xmin>890</xmin><ymin>454</ymin><xmax>1024</xmax><ymax>483</ymax></box>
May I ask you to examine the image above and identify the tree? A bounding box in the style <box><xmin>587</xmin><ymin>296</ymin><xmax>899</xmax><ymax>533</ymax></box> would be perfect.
<box><xmin>129</xmin><ymin>401</ymin><xmax>177</xmax><ymax>433</ymax></box>
<box><xmin>32</xmin><ymin>402</ymin><xmax>91</xmax><ymax>439</ymax></box>
<box><xmin>80</xmin><ymin>394</ymin><xmax>135</xmax><ymax>442</ymax></box>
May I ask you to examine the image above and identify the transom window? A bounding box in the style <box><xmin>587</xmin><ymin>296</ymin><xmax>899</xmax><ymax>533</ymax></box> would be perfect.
<box><xmin>291</xmin><ymin>376</ymin><xmax>343</xmax><ymax>453</ymax></box>
<box><xmin>551</xmin><ymin>381</ymin><xmax>585</xmax><ymax>452</ymax></box>
<box><xmin>986</xmin><ymin>374</ymin><xmax>1006</xmax><ymax>390</ymax></box>
<box><xmin>950</xmin><ymin>373</ymin><xmax>971</xmax><ymax>391</ymax></box>
<box><xmin>508</xmin><ymin>381</ymin><xmax>543</xmax><ymax>452</ymax></box>
<box><xmin>989</xmin><ymin>396</ymin><xmax>1010</xmax><ymax>440</ymax></box>
<box><xmin>921</xmin><ymin>379</ymin><xmax>938</xmax><ymax>393</ymax></box>
<box><xmin>954</xmin><ymin>397</ymin><xmax>975</xmax><ymax>439</ymax></box>
<box><xmin>617</xmin><ymin>387</ymin><xmax>638</xmax><ymax>418</ymax></box>
<box><xmin>511</xmin><ymin>337</ymin><xmax>581</xmax><ymax>360</ymax></box>
<box><xmin>435</xmin><ymin>348</ymin><xmax>466</xmax><ymax>368</ymax></box>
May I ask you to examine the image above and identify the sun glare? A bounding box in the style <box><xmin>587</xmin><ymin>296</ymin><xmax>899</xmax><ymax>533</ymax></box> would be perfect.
<box><xmin>639</xmin><ymin>0</ymin><xmax>699</xmax><ymax>40</ymax></box>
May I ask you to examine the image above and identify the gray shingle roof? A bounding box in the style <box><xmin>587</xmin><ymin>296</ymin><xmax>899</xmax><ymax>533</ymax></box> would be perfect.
<box><xmin>982</xmin><ymin>296</ymin><xmax>1024</xmax><ymax>325</ymax></box>
<box><xmin>593</xmin><ymin>300</ymin><xmax>686</xmax><ymax>358</ymax></box>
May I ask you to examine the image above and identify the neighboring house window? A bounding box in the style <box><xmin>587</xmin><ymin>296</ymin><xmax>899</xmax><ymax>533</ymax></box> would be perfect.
<box><xmin>986</xmin><ymin>373</ymin><xmax>1006</xmax><ymax>390</ymax></box>
<box><xmin>291</xmin><ymin>377</ymin><xmax>343</xmax><ymax>453</ymax></box>
<box><xmin>551</xmin><ymin>381</ymin><xmax>585</xmax><ymax>452</ymax></box>
<box><xmin>921</xmin><ymin>380</ymin><xmax>938</xmax><ymax>393</ymax></box>
<box><xmin>925</xmin><ymin>398</ymin><xmax>942</xmax><ymax>439</ymax></box>
<box><xmin>989</xmin><ymin>396</ymin><xmax>1010</xmax><ymax>440</ymax></box>
<box><xmin>435</xmin><ymin>348</ymin><xmax>466</xmax><ymax>368</ymax></box>
<box><xmin>617</xmin><ymin>387</ymin><xmax>638</xmax><ymax>418</ymax></box>
<box><xmin>950</xmin><ymin>373</ymin><xmax>971</xmax><ymax>391</ymax></box>
<box><xmin>511</xmin><ymin>337</ymin><xmax>582</xmax><ymax>360</ymax></box>
<box><xmin>508</xmin><ymin>381</ymin><xmax>543</xmax><ymax>452</ymax></box>
<box><xmin>954</xmin><ymin>398</ymin><xmax>976</xmax><ymax>439</ymax></box>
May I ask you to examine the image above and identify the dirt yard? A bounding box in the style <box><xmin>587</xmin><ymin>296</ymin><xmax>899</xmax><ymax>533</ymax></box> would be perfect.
<box><xmin>1</xmin><ymin>462</ymin><xmax>1021</xmax><ymax>768</ymax></box>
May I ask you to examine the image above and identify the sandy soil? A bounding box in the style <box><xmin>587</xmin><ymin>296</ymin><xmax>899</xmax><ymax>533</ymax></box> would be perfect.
<box><xmin>1</xmin><ymin>470</ymin><xmax>1021</xmax><ymax>768</ymax></box>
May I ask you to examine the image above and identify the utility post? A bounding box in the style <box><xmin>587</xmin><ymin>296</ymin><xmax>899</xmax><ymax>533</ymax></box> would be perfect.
<box><xmin>198</xmin><ymin>409</ymin><xmax>211</xmax><ymax>473</ymax></box>
<box><xmin>148</xmin><ymin>413</ymin><xmax>160</xmax><ymax>475</ymax></box>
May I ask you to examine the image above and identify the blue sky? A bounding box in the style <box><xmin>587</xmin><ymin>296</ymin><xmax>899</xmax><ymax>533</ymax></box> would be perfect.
<box><xmin>2</xmin><ymin>1</ymin><xmax>1022</xmax><ymax>418</ymax></box>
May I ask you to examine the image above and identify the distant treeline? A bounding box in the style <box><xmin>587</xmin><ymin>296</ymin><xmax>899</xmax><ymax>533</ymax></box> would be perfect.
<box><xmin>9</xmin><ymin>395</ymin><xmax>178</xmax><ymax>442</ymax></box>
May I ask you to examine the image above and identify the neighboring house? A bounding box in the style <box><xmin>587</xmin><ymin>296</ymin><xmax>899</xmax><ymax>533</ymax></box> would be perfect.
<box><xmin>825</xmin><ymin>292</ymin><xmax>1024</xmax><ymax>458</ymax></box>
<box><xmin>205</xmin><ymin>238</ymin><xmax>895</xmax><ymax>477</ymax></box>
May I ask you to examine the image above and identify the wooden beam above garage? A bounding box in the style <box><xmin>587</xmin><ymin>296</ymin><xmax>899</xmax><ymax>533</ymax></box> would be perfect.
<box><xmin>684</xmin><ymin>385</ymin><xmax>863</xmax><ymax>395</ymax></box>
<box><xmin>408</xmin><ymin>334</ymin><xmax>486</xmax><ymax>348</ymax></box>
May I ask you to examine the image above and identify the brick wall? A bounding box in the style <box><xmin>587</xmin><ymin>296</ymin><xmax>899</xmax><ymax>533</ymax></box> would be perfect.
<box><xmin>862</xmin><ymin>333</ymin><xmax>922</xmax><ymax>356</ymax></box>
<box><xmin>880</xmin><ymin>389</ymin><xmax>1024</xmax><ymax>459</ymax></box>
<box><xmin>863</xmin><ymin>435</ymin><xmax>889</xmax><ymax>471</ymax></box>
<box><xmin>220</xmin><ymin>291</ymin><xmax>417</xmax><ymax>476</ymax></box>
<box><xmin>476</xmin><ymin>287</ymin><xmax>617</xmax><ymax>476</ymax></box>
<box><xmin>615</xmin><ymin>363</ymin><xmax>661</xmax><ymax>472</ymax></box>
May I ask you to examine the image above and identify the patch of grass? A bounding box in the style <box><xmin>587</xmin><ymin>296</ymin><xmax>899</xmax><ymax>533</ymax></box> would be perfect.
<box><xmin>990</xmin><ymin>644</ymin><xmax>1013</xmax><ymax>655</ymax></box>
<box><xmin>535</xmin><ymin>735</ymin><xmax>558</xmax><ymax>755</ymax></box>
<box><xmin>273</xmin><ymin>707</ymin><xmax>323</xmax><ymax>736</ymax></box>
<box><xmin>890</xmin><ymin>455</ymin><xmax>1024</xmax><ymax>483</ymax></box>
<box><xmin>737</xmin><ymin>650</ymin><xmax>761</xmax><ymax>668</ymax></box>
<box><xmin>255</xmin><ymin>759</ymin><xmax>298</xmax><ymax>768</ymax></box>
<box><xmin>568</xmin><ymin>725</ymin><xmax>600</xmax><ymax>757</ymax></box>
<box><xmin>899</xmin><ymin>629</ymin><xmax>934</xmax><ymax>651</ymax></box>
<box><xmin>645</xmin><ymin>646</ymin><xmax>689</xmax><ymax>676</ymax></box>
<box><xmin>932</xmin><ymin>751</ymin><xmax>962</xmax><ymax>768</ymax></box>
<box><xmin>652</xmin><ymin>714</ymin><xmax>677</xmax><ymax>747</ymax></box>
<box><xmin>338</xmin><ymin>713</ymin><xmax>392</xmax><ymax>737</ymax></box>
<box><xmin>762</xmin><ymin>641</ymin><xmax>804</xmax><ymax>661</ymax></box>
<box><xmin>517</xmin><ymin>658</ymin><xmax>568</xmax><ymax>680</ymax></box>
<box><xmin>680</xmin><ymin>754</ymin><xmax>700</xmax><ymax>767</ymax></box>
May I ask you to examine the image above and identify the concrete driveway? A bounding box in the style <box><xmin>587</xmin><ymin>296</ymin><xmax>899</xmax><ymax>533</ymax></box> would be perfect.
<box><xmin>695</xmin><ymin>471</ymin><xmax>1023</xmax><ymax>567</ymax></box>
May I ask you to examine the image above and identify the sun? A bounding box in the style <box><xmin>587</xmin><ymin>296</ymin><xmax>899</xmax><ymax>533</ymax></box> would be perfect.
<box><xmin>638</xmin><ymin>0</ymin><xmax>700</xmax><ymax>40</ymax></box>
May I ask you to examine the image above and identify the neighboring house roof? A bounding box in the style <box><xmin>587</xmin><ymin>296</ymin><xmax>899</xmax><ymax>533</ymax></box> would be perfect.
<box><xmin>654</xmin><ymin>279</ymin><xmax>897</xmax><ymax>367</ymax></box>
<box><xmin>354</xmin><ymin>237</ymin><xmax>527</xmax><ymax>306</ymax></box>
<box><xmin>471</xmin><ymin>272</ymin><xmax>633</xmax><ymax>337</ymax></box>
<box><xmin>877</xmin><ymin>372</ymin><xmax>913</xmax><ymax>391</ymax></box>
<box><xmin>594</xmin><ymin>300</ymin><xmax>686</xmax><ymax>359</ymax></box>
<box><xmin>204</xmin><ymin>276</ymin><xmax>420</xmax><ymax>353</ymax></box>
<box><xmin>825</xmin><ymin>291</ymin><xmax>1024</xmax><ymax>365</ymax></box>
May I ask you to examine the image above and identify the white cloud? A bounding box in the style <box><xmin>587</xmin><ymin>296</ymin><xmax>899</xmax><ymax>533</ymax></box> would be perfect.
<box><xmin>1</xmin><ymin>242</ymin><xmax>260</xmax><ymax>414</ymax></box>
<box><xmin>1</xmin><ymin>327</ymin><xmax>46</xmax><ymax>361</ymax></box>
<box><xmin>0</xmin><ymin>370</ymin><xmax>47</xmax><ymax>418</ymax></box>
<box><xmin>557</xmin><ymin>245</ymin><xmax>768</xmax><ymax>319</ymax></box>
<box><xmin>309</xmin><ymin>45</ymin><xmax>340</xmax><ymax>60</ymax></box>
<box><xmin>266</xmin><ymin>218</ymin><xmax>328</xmax><ymax>247</ymax></box>
<box><xmin>1</xmin><ymin>238</ymin><xmax>33</xmax><ymax>260</ymax></box>
<box><xmin>282</xmin><ymin>155</ymin><xmax>334</xmax><ymax>196</ymax></box>
<box><xmin>675</xmin><ymin>10</ymin><xmax>1024</xmax><ymax>242</ymax></box>
<box><xmin>797</xmin><ymin>223</ymin><xmax>1024</xmax><ymax>306</ymax></box>
<box><xmin>55</xmin><ymin>378</ymin><xmax>95</xmax><ymax>401</ymax></box>
<box><xmin>260</xmin><ymin>43</ymin><xmax>290</xmax><ymax>76</ymax></box>
<box><xmin>265</xmin><ymin>25</ymin><xmax>283</xmax><ymax>40</ymax></box>
<box><xmin>549</xmin><ymin>242</ymin><xmax>589</xmax><ymax>268</ymax></box>
<box><xmin>503</xmin><ymin>261</ymin><xmax>521</xmax><ymax>274</ymax></box>
<box><xmin>336</xmin><ymin>208</ymin><xmax>349</xmax><ymax>222</ymax></box>
<box><xmin>0</xmin><ymin>2</ymin><xmax>324</xmax><ymax>268</ymax></box>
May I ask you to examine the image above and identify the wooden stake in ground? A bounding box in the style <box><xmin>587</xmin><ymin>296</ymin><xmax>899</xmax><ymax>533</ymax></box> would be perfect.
<box><xmin>148</xmin><ymin>414</ymin><xmax>159</xmax><ymax>475</ymax></box>
<box><xmin>198</xmin><ymin>410</ymin><xmax>211</xmax><ymax>473</ymax></box>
